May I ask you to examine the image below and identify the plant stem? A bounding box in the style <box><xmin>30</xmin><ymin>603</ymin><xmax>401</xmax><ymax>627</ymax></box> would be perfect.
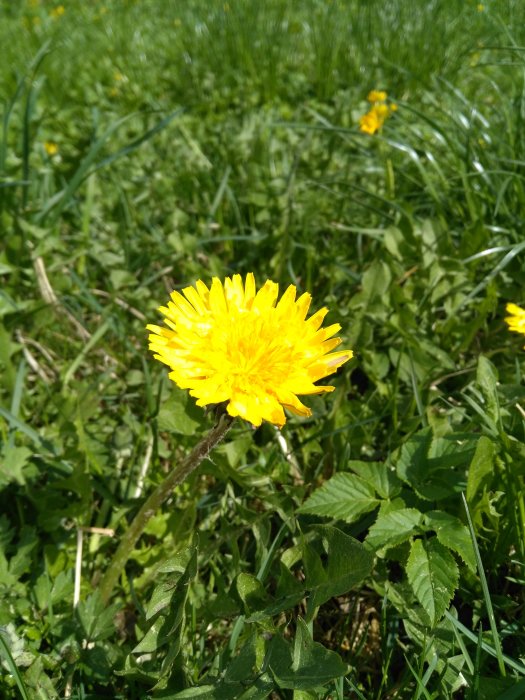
<box><xmin>99</xmin><ymin>411</ymin><xmax>235</xmax><ymax>603</ymax></box>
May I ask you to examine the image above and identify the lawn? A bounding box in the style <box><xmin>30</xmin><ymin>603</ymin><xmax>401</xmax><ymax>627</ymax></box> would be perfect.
<box><xmin>1</xmin><ymin>0</ymin><xmax>525</xmax><ymax>697</ymax></box>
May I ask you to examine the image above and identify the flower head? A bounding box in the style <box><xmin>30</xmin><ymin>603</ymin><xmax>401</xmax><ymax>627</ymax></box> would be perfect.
<box><xmin>44</xmin><ymin>141</ymin><xmax>59</xmax><ymax>156</ymax></box>
<box><xmin>505</xmin><ymin>303</ymin><xmax>525</xmax><ymax>347</ymax></box>
<box><xmin>359</xmin><ymin>105</ymin><xmax>391</xmax><ymax>135</ymax></box>
<box><xmin>359</xmin><ymin>91</ymin><xmax>396</xmax><ymax>135</ymax></box>
<box><xmin>147</xmin><ymin>273</ymin><xmax>352</xmax><ymax>427</ymax></box>
<box><xmin>50</xmin><ymin>5</ymin><xmax>65</xmax><ymax>18</ymax></box>
<box><xmin>368</xmin><ymin>90</ymin><xmax>387</xmax><ymax>103</ymax></box>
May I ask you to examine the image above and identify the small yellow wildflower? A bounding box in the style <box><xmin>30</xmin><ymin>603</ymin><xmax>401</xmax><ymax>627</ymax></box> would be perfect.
<box><xmin>477</xmin><ymin>4</ymin><xmax>484</xmax><ymax>11</ymax></box>
<box><xmin>44</xmin><ymin>141</ymin><xmax>58</xmax><ymax>156</ymax></box>
<box><xmin>50</xmin><ymin>5</ymin><xmax>65</xmax><ymax>18</ymax></box>
<box><xmin>148</xmin><ymin>273</ymin><xmax>352</xmax><ymax>427</ymax></box>
<box><xmin>505</xmin><ymin>303</ymin><xmax>525</xmax><ymax>347</ymax></box>
<box><xmin>359</xmin><ymin>107</ymin><xmax>384</xmax><ymax>135</ymax></box>
<box><xmin>374</xmin><ymin>103</ymin><xmax>390</xmax><ymax>119</ymax></box>
<box><xmin>359</xmin><ymin>91</ymin><xmax>396</xmax><ymax>135</ymax></box>
<box><xmin>368</xmin><ymin>90</ymin><xmax>387</xmax><ymax>104</ymax></box>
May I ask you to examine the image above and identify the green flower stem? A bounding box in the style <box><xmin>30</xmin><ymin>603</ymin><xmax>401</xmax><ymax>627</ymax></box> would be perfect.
<box><xmin>99</xmin><ymin>412</ymin><xmax>235</xmax><ymax>604</ymax></box>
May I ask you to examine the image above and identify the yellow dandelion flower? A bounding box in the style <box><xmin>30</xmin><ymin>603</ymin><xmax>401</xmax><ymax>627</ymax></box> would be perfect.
<box><xmin>50</xmin><ymin>5</ymin><xmax>65</xmax><ymax>18</ymax></box>
<box><xmin>505</xmin><ymin>303</ymin><xmax>525</xmax><ymax>347</ymax></box>
<box><xmin>44</xmin><ymin>141</ymin><xmax>59</xmax><ymax>156</ymax></box>
<box><xmin>359</xmin><ymin>106</ymin><xmax>385</xmax><ymax>135</ymax></box>
<box><xmin>477</xmin><ymin>3</ymin><xmax>484</xmax><ymax>11</ymax></box>
<box><xmin>367</xmin><ymin>90</ymin><xmax>387</xmax><ymax>104</ymax></box>
<box><xmin>374</xmin><ymin>103</ymin><xmax>390</xmax><ymax>118</ymax></box>
<box><xmin>147</xmin><ymin>273</ymin><xmax>352</xmax><ymax>428</ymax></box>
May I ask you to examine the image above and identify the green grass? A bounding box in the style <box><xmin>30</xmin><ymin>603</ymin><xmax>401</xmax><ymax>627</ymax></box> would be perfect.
<box><xmin>1</xmin><ymin>0</ymin><xmax>525</xmax><ymax>697</ymax></box>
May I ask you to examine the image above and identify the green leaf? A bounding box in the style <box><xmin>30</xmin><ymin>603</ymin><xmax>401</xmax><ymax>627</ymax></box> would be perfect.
<box><xmin>406</xmin><ymin>538</ymin><xmax>458</xmax><ymax>626</ymax></box>
<box><xmin>236</xmin><ymin>573</ymin><xmax>269</xmax><ymax>613</ymax></box>
<box><xmin>348</xmin><ymin>460</ymin><xmax>402</xmax><ymax>499</ymax></box>
<box><xmin>305</xmin><ymin>525</ymin><xmax>374</xmax><ymax>609</ymax></box>
<box><xmin>476</xmin><ymin>355</ymin><xmax>500</xmax><ymax>427</ymax></box>
<box><xmin>366</xmin><ymin>508</ymin><xmax>423</xmax><ymax>551</ymax></box>
<box><xmin>132</xmin><ymin>544</ymin><xmax>197</xmax><ymax>664</ymax></box>
<box><xmin>396</xmin><ymin>429</ymin><xmax>474</xmax><ymax>500</ymax></box>
<box><xmin>157</xmin><ymin>388</ymin><xmax>204</xmax><ymax>435</ymax></box>
<box><xmin>361</xmin><ymin>260</ymin><xmax>392</xmax><ymax>303</ymax></box>
<box><xmin>0</xmin><ymin>445</ymin><xmax>32</xmax><ymax>486</ymax></box>
<box><xmin>395</xmin><ymin>429</ymin><xmax>433</xmax><ymax>490</ymax></box>
<box><xmin>76</xmin><ymin>591</ymin><xmax>120</xmax><ymax>642</ymax></box>
<box><xmin>269</xmin><ymin>618</ymin><xmax>347</xmax><ymax>690</ymax></box>
<box><xmin>298</xmin><ymin>473</ymin><xmax>379</xmax><ymax>523</ymax></box>
<box><xmin>145</xmin><ymin>546</ymin><xmax>197</xmax><ymax>620</ymax></box>
<box><xmin>466</xmin><ymin>436</ymin><xmax>495</xmax><ymax>502</ymax></box>
<box><xmin>424</xmin><ymin>510</ymin><xmax>476</xmax><ymax>572</ymax></box>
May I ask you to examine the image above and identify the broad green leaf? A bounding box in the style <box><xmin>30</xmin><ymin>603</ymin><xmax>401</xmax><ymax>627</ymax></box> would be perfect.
<box><xmin>425</xmin><ymin>510</ymin><xmax>476</xmax><ymax>571</ymax></box>
<box><xmin>366</xmin><ymin>508</ymin><xmax>423</xmax><ymax>551</ymax></box>
<box><xmin>305</xmin><ymin>526</ymin><xmax>374</xmax><ymax>609</ymax></box>
<box><xmin>395</xmin><ymin>428</ymin><xmax>433</xmax><ymax>487</ymax></box>
<box><xmin>348</xmin><ymin>460</ymin><xmax>402</xmax><ymax>499</ymax></box>
<box><xmin>224</xmin><ymin>631</ymin><xmax>265</xmax><ymax>683</ymax></box>
<box><xmin>157</xmin><ymin>388</ymin><xmax>204</xmax><ymax>435</ymax></box>
<box><xmin>0</xmin><ymin>445</ymin><xmax>31</xmax><ymax>486</ymax></box>
<box><xmin>466</xmin><ymin>436</ymin><xmax>494</xmax><ymax>502</ymax></box>
<box><xmin>236</xmin><ymin>573</ymin><xmax>269</xmax><ymax>613</ymax></box>
<box><xmin>396</xmin><ymin>428</ymin><xmax>473</xmax><ymax>500</ymax></box>
<box><xmin>361</xmin><ymin>260</ymin><xmax>392</xmax><ymax>302</ymax></box>
<box><xmin>298</xmin><ymin>473</ymin><xmax>379</xmax><ymax>523</ymax></box>
<box><xmin>133</xmin><ymin>545</ymin><xmax>197</xmax><ymax>663</ymax></box>
<box><xmin>384</xmin><ymin>581</ymin><xmax>433</xmax><ymax>628</ymax></box>
<box><xmin>76</xmin><ymin>591</ymin><xmax>120</xmax><ymax>642</ymax></box>
<box><xmin>406</xmin><ymin>538</ymin><xmax>458</xmax><ymax>626</ymax></box>
<box><xmin>145</xmin><ymin>546</ymin><xmax>197</xmax><ymax>620</ymax></box>
<box><xmin>270</xmin><ymin>618</ymin><xmax>347</xmax><ymax>690</ymax></box>
<box><xmin>8</xmin><ymin>526</ymin><xmax>37</xmax><ymax>579</ymax></box>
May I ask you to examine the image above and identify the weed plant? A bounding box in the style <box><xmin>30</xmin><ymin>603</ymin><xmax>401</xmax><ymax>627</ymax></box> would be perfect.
<box><xmin>1</xmin><ymin>0</ymin><xmax>525</xmax><ymax>698</ymax></box>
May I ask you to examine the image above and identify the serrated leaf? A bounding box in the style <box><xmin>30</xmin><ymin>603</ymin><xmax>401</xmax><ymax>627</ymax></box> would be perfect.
<box><xmin>425</xmin><ymin>511</ymin><xmax>476</xmax><ymax>572</ymax></box>
<box><xmin>298</xmin><ymin>473</ymin><xmax>379</xmax><ymax>523</ymax></box>
<box><xmin>145</xmin><ymin>546</ymin><xmax>197</xmax><ymax>620</ymax></box>
<box><xmin>0</xmin><ymin>445</ymin><xmax>32</xmax><ymax>486</ymax></box>
<box><xmin>406</xmin><ymin>538</ymin><xmax>458</xmax><ymax>626</ymax></box>
<box><xmin>76</xmin><ymin>591</ymin><xmax>120</xmax><ymax>642</ymax></box>
<box><xmin>466</xmin><ymin>436</ymin><xmax>494</xmax><ymax>502</ymax></box>
<box><xmin>348</xmin><ymin>460</ymin><xmax>402</xmax><ymax>499</ymax></box>
<box><xmin>305</xmin><ymin>526</ymin><xmax>374</xmax><ymax>609</ymax></box>
<box><xmin>366</xmin><ymin>508</ymin><xmax>423</xmax><ymax>551</ymax></box>
<box><xmin>269</xmin><ymin>618</ymin><xmax>347</xmax><ymax>690</ymax></box>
